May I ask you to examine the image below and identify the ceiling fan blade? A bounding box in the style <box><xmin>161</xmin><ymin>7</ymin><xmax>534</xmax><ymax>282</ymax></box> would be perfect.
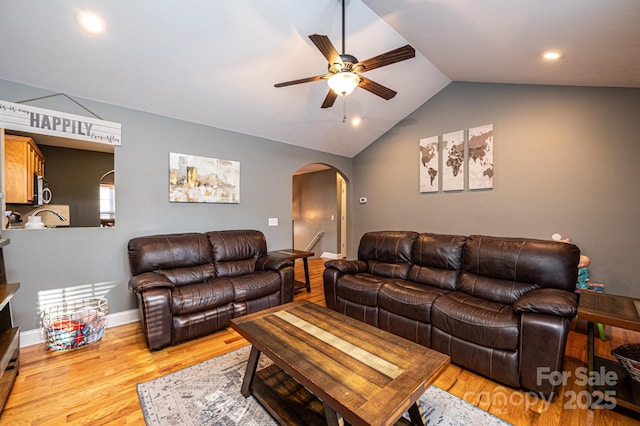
<box><xmin>309</xmin><ymin>34</ymin><xmax>341</xmax><ymax>65</ymax></box>
<box><xmin>321</xmin><ymin>89</ymin><xmax>338</xmax><ymax>109</ymax></box>
<box><xmin>359</xmin><ymin>76</ymin><xmax>397</xmax><ymax>100</ymax></box>
<box><xmin>358</xmin><ymin>45</ymin><xmax>415</xmax><ymax>72</ymax></box>
<box><xmin>274</xmin><ymin>75</ymin><xmax>326</xmax><ymax>88</ymax></box>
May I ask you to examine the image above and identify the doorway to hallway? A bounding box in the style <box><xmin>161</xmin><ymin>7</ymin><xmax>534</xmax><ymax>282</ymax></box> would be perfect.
<box><xmin>292</xmin><ymin>163</ymin><xmax>347</xmax><ymax>259</ymax></box>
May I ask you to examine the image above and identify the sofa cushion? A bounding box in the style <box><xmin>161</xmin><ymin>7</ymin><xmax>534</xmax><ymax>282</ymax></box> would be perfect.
<box><xmin>215</xmin><ymin>258</ymin><xmax>258</xmax><ymax>277</ymax></box>
<box><xmin>335</xmin><ymin>273</ymin><xmax>390</xmax><ymax>306</ymax></box>
<box><xmin>171</xmin><ymin>281</ymin><xmax>234</xmax><ymax>315</ymax></box>
<box><xmin>207</xmin><ymin>230</ymin><xmax>267</xmax><ymax>259</ymax></box>
<box><xmin>207</xmin><ymin>230</ymin><xmax>269</xmax><ymax>277</ymax></box>
<box><xmin>378</xmin><ymin>280</ymin><xmax>449</xmax><ymax>323</ymax></box>
<box><xmin>432</xmin><ymin>291</ymin><xmax>519</xmax><ymax>351</ymax></box>
<box><xmin>128</xmin><ymin>233</ymin><xmax>213</xmax><ymax>276</ymax></box>
<box><xmin>464</xmin><ymin>235</ymin><xmax>580</xmax><ymax>292</ymax></box>
<box><xmin>409</xmin><ymin>233</ymin><xmax>466</xmax><ymax>290</ymax></box>
<box><xmin>358</xmin><ymin>231</ymin><xmax>418</xmax><ymax>279</ymax></box>
<box><xmin>457</xmin><ymin>272</ymin><xmax>540</xmax><ymax>306</ymax></box>
<box><xmin>157</xmin><ymin>264</ymin><xmax>215</xmax><ymax>287</ymax></box>
<box><xmin>366</xmin><ymin>260</ymin><xmax>411</xmax><ymax>279</ymax></box>
<box><xmin>222</xmin><ymin>271</ymin><xmax>282</xmax><ymax>302</ymax></box>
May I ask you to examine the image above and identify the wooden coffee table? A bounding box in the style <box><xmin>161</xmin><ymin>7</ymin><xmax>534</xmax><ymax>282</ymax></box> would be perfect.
<box><xmin>231</xmin><ymin>301</ymin><xmax>450</xmax><ymax>426</ymax></box>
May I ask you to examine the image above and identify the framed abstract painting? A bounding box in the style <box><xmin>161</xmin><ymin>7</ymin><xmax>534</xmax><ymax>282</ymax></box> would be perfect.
<box><xmin>169</xmin><ymin>152</ymin><xmax>240</xmax><ymax>203</ymax></box>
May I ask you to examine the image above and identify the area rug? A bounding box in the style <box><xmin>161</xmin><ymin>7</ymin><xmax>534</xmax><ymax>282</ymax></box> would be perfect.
<box><xmin>137</xmin><ymin>346</ymin><xmax>512</xmax><ymax>425</ymax></box>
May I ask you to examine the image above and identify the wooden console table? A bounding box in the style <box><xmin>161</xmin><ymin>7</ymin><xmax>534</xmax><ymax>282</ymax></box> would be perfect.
<box><xmin>267</xmin><ymin>249</ymin><xmax>313</xmax><ymax>293</ymax></box>
<box><xmin>0</xmin><ymin>238</ymin><xmax>20</xmax><ymax>413</ymax></box>
<box><xmin>578</xmin><ymin>291</ymin><xmax>640</xmax><ymax>412</ymax></box>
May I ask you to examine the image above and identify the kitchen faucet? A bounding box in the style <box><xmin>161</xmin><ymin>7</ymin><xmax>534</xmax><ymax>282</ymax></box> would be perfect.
<box><xmin>31</xmin><ymin>208</ymin><xmax>67</xmax><ymax>221</ymax></box>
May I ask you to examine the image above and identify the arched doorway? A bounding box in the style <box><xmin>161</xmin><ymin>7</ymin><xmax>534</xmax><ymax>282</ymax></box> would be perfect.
<box><xmin>292</xmin><ymin>163</ymin><xmax>347</xmax><ymax>259</ymax></box>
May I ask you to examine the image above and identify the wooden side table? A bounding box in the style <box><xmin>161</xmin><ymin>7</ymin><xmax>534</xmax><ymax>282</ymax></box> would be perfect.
<box><xmin>578</xmin><ymin>291</ymin><xmax>640</xmax><ymax>412</ymax></box>
<box><xmin>267</xmin><ymin>249</ymin><xmax>314</xmax><ymax>293</ymax></box>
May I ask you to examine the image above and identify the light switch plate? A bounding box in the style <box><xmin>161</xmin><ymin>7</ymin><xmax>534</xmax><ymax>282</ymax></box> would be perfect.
<box><xmin>268</xmin><ymin>217</ymin><xmax>278</xmax><ymax>226</ymax></box>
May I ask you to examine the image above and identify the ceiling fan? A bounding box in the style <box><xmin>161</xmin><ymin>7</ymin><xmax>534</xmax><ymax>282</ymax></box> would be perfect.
<box><xmin>274</xmin><ymin>0</ymin><xmax>416</xmax><ymax>109</ymax></box>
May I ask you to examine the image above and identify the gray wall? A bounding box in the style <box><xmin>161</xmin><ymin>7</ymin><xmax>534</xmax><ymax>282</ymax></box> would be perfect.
<box><xmin>353</xmin><ymin>82</ymin><xmax>640</xmax><ymax>297</ymax></box>
<box><xmin>4</xmin><ymin>78</ymin><xmax>639</xmax><ymax>331</ymax></box>
<box><xmin>0</xmin><ymin>79</ymin><xmax>353</xmax><ymax>330</ymax></box>
<box><xmin>292</xmin><ymin>169</ymin><xmax>339</xmax><ymax>256</ymax></box>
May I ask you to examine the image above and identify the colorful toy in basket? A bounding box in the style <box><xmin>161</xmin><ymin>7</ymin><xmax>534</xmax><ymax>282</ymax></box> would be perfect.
<box><xmin>42</xmin><ymin>298</ymin><xmax>108</xmax><ymax>351</ymax></box>
<box><xmin>47</xmin><ymin>319</ymin><xmax>86</xmax><ymax>350</ymax></box>
<box><xmin>74</xmin><ymin>306</ymin><xmax>107</xmax><ymax>344</ymax></box>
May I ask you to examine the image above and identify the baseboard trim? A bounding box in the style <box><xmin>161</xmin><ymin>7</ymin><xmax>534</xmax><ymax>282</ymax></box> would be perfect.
<box><xmin>321</xmin><ymin>252</ymin><xmax>341</xmax><ymax>259</ymax></box>
<box><xmin>20</xmin><ymin>308</ymin><xmax>140</xmax><ymax>348</ymax></box>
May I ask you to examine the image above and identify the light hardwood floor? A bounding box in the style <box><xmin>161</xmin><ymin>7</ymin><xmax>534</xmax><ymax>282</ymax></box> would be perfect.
<box><xmin>2</xmin><ymin>258</ymin><xmax>640</xmax><ymax>425</ymax></box>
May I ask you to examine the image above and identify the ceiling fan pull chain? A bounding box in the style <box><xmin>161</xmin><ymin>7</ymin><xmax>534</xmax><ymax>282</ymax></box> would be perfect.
<box><xmin>342</xmin><ymin>96</ymin><xmax>347</xmax><ymax>123</ymax></box>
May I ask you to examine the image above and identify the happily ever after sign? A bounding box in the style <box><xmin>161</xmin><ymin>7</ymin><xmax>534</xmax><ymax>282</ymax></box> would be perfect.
<box><xmin>0</xmin><ymin>99</ymin><xmax>121</xmax><ymax>146</ymax></box>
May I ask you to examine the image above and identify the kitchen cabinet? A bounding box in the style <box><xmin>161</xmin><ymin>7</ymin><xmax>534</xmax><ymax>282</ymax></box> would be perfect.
<box><xmin>4</xmin><ymin>134</ymin><xmax>45</xmax><ymax>204</ymax></box>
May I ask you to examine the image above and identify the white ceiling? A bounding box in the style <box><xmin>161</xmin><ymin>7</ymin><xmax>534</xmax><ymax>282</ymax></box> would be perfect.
<box><xmin>1</xmin><ymin>1</ymin><xmax>638</xmax><ymax>158</ymax></box>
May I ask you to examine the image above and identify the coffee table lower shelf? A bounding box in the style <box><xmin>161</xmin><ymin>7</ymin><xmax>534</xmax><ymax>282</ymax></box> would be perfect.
<box><xmin>252</xmin><ymin>364</ymin><xmax>419</xmax><ymax>426</ymax></box>
<box><xmin>591</xmin><ymin>356</ymin><xmax>640</xmax><ymax>412</ymax></box>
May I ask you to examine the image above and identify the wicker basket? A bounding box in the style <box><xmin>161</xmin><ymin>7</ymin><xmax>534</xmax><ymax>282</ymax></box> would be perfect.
<box><xmin>41</xmin><ymin>297</ymin><xmax>108</xmax><ymax>351</ymax></box>
<box><xmin>612</xmin><ymin>343</ymin><xmax>640</xmax><ymax>382</ymax></box>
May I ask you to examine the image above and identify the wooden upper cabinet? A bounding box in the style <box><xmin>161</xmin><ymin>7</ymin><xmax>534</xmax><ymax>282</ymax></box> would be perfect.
<box><xmin>4</xmin><ymin>135</ymin><xmax>46</xmax><ymax>204</ymax></box>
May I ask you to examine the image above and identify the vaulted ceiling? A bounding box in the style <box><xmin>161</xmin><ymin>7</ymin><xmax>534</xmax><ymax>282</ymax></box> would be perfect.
<box><xmin>1</xmin><ymin>1</ymin><xmax>638</xmax><ymax>157</ymax></box>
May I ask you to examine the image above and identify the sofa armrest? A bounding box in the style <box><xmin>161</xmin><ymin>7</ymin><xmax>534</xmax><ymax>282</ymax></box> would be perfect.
<box><xmin>134</xmin><ymin>288</ymin><xmax>173</xmax><ymax>350</ymax></box>
<box><xmin>513</xmin><ymin>288</ymin><xmax>578</xmax><ymax>318</ymax></box>
<box><xmin>324</xmin><ymin>259</ymin><xmax>367</xmax><ymax>274</ymax></box>
<box><xmin>256</xmin><ymin>255</ymin><xmax>293</xmax><ymax>271</ymax></box>
<box><xmin>278</xmin><ymin>265</ymin><xmax>295</xmax><ymax>304</ymax></box>
<box><xmin>519</xmin><ymin>312</ymin><xmax>572</xmax><ymax>397</ymax></box>
<box><xmin>128</xmin><ymin>272</ymin><xmax>174</xmax><ymax>293</ymax></box>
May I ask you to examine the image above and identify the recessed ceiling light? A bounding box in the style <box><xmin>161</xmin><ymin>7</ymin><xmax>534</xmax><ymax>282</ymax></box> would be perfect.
<box><xmin>541</xmin><ymin>50</ymin><xmax>564</xmax><ymax>60</ymax></box>
<box><xmin>75</xmin><ymin>11</ymin><xmax>106</xmax><ymax>35</ymax></box>
<box><xmin>351</xmin><ymin>117</ymin><xmax>361</xmax><ymax>127</ymax></box>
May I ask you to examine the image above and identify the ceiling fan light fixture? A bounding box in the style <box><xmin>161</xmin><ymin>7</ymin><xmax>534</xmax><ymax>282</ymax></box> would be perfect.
<box><xmin>328</xmin><ymin>71</ymin><xmax>360</xmax><ymax>96</ymax></box>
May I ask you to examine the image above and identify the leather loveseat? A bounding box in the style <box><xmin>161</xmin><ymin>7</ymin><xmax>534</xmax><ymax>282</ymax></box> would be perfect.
<box><xmin>323</xmin><ymin>231</ymin><xmax>580</xmax><ymax>397</ymax></box>
<box><xmin>128</xmin><ymin>230</ymin><xmax>294</xmax><ymax>350</ymax></box>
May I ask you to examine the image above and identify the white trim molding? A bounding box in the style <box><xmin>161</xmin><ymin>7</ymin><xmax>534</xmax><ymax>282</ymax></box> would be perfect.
<box><xmin>321</xmin><ymin>252</ymin><xmax>341</xmax><ymax>259</ymax></box>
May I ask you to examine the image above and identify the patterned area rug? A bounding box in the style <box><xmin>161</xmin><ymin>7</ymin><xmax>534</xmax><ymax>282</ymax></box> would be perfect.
<box><xmin>137</xmin><ymin>346</ymin><xmax>512</xmax><ymax>425</ymax></box>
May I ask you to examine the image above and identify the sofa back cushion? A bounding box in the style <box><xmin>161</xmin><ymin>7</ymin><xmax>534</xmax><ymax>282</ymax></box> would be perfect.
<box><xmin>408</xmin><ymin>233</ymin><xmax>466</xmax><ymax>290</ymax></box>
<box><xmin>127</xmin><ymin>233</ymin><xmax>215</xmax><ymax>285</ymax></box>
<box><xmin>358</xmin><ymin>231</ymin><xmax>418</xmax><ymax>279</ymax></box>
<box><xmin>206</xmin><ymin>230</ymin><xmax>267</xmax><ymax>277</ymax></box>
<box><xmin>460</xmin><ymin>235</ymin><xmax>580</xmax><ymax>304</ymax></box>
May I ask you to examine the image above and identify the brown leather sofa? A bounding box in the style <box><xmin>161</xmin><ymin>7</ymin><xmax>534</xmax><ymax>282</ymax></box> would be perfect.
<box><xmin>323</xmin><ymin>231</ymin><xmax>580</xmax><ymax>397</ymax></box>
<box><xmin>128</xmin><ymin>230</ymin><xmax>294</xmax><ymax>350</ymax></box>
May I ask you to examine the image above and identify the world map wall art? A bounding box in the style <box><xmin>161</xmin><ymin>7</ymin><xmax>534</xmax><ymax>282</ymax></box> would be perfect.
<box><xmin>169</xmin><ymin>152</ymin><xmax>240</xmax><ymax>203</ymax></box>
<box><xmin>419</xmin><ymin>124</ymin><xmax>494</xmax><ymax>193</ymax></box>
